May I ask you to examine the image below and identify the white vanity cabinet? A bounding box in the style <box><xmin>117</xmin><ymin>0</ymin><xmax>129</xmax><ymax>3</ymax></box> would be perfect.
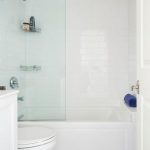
<box><xmin>0</xmin><ymin>91</ymin><xmax>18</xmax><ymax>150</ymax></box>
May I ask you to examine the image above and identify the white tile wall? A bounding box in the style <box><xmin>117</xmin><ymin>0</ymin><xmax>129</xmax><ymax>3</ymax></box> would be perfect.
<box><xmin>128</xmin><ymin>0</ymin><xmax>137</xmax><ymax>88</ymax></box>
<box><xmin>66</xmin><ymin>0</ymin><xmax>136</xmax><ymax>119</ymax></box>
<box><xmin>0</xmin><ymin>0</ymin><xmax>25</xmax><ymax>86</ymax></box>
<box><xmin>22</xmin><ymin>0</ymin><xmax>66</xmax><ymax>120</ymax></box>
<box><xmin>0</xmin><ymin>0</ymin><xmax>26</xmax><ymax>117</ymax></box>
<box><xmin>0</xmin><ymin>0</ymin><xmax>137</xmax><ymax>120</ymax></box>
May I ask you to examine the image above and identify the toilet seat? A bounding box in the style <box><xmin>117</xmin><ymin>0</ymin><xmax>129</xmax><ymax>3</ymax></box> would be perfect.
<box><xmin>18</xmin><ymin>126</ymin><xmax>56</xmax><ymax>149</ymax></box>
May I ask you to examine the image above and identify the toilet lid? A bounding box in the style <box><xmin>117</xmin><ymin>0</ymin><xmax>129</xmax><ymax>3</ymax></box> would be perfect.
<box><xmin>18</xmin><ymin>126</ymin><xmax>55</xmax><ymax>145</ymax></box>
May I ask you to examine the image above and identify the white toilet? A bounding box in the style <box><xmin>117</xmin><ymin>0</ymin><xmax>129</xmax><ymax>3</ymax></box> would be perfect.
<box><xmin>18</xmin><ymin>126</ymin><xmax>56</xmax><ymax>150</ymax></box>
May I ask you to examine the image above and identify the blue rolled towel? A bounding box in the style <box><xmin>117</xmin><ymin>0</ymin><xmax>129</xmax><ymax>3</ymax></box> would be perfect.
<box><xmin>124</xmin><ymin>94</ymin><xmax>137</xmax><ymax>107</ymax></box>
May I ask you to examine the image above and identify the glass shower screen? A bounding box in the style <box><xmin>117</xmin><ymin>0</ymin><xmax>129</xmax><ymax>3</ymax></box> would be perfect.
<box><xmin>19</xmin><ymin>0</ymin><xmax>66</xmax><ymax>120</ymax></box>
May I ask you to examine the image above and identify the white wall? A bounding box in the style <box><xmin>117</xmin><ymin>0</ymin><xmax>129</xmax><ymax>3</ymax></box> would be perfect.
<box><xmin>66</xmin><ymin>0</ymin><xmax>133</xmax><ymax>120</ymax></box>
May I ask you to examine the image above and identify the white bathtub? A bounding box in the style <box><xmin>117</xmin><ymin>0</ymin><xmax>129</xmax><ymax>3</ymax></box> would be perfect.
<box><xmin>19</xmin><ymin>110</ymin><xmax>136</xmax><ymax>150</ymax></box>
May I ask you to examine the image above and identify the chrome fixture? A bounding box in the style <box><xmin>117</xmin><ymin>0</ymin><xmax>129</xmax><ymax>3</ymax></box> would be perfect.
<box><xmin>30</xmin><ymin>16</ymin><xmax>36</xmax><ymax>32</ymax></box>
<box><xmin>18</xmin><ymin>114</ymin><xmax>24</xmax><ymax>121</ymax></box>
<box><xmin>10</xmin><ymin>77</ymin><xmax>19</xmax><ymax>89</ymax></box>
<box><xmin>22</xmin><ymin>16</ymin><xmax>41</xmax><ymax>32</ymax></box>
<box><xmin>20</xmin><ymin>65</ymin><xmax>41</xmax><ymax>71</ymax></box>
<box><xmin>18</xmin><ymin>96</ymin><xmax>24</xmax><ymax>102</ymax></box>
<box><xmin>131</xmin><ymin>80</ymin><xmax>140</xmax><ymax>94</ymax></box>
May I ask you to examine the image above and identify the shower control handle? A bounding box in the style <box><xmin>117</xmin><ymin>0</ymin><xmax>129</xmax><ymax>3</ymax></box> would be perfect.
<box><xmin>10</xmin><ymin>77</ymin><xmax>19</xmax><ymax>89</ymax></box>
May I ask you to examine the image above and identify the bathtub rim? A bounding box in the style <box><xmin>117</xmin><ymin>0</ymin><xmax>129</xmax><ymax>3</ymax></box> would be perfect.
<box><xmin>18</xmin><ymin>121</ymin><xmax>136</xmax><ymax>130</ymax></box>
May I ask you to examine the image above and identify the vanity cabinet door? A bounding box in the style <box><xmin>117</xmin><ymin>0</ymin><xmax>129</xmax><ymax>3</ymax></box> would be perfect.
<box><xmin>0</xmin><ymin>93</ymin><xmax>18</xmax><ymax>150</ymax></box>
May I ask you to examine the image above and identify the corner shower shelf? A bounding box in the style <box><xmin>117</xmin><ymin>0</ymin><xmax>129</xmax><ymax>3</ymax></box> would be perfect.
<box><xmin>21</xmin><ymin>25</ymin><xmax>41</xmax><ymax>33</ymax></box>
<box><xmin>20</xmin><ymin>65</ymin><xmax>41</xmax><ymax>71</ymax></box>
<box><xmin>21</xmin><ymin>16</ymin><xmax>41</xmax><ymax>33</ymax></box>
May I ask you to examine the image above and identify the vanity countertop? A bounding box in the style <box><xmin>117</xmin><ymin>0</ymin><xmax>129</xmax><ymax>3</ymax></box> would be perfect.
<box><xmin>0</xmin><ymin>90</ymin><xmax>19</xmax><ymax>99</ymax></box>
